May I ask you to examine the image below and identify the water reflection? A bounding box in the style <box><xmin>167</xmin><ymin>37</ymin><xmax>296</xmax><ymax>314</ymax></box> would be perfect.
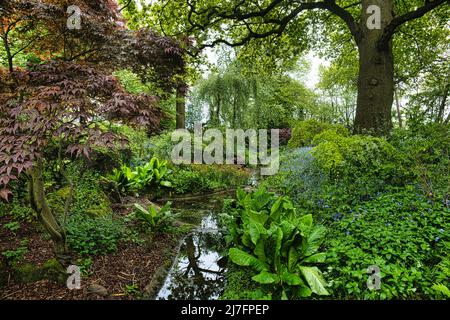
<box><xmin>156</xmin><ymin>214</ymin><xmax>227</xmax><ymax>300</ymax></box>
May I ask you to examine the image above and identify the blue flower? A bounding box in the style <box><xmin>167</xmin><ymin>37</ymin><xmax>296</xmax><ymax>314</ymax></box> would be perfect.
<box><xmin>435</xmin><ymin>237</ymin><xmax>441</xmax><ymax>242</ymax></box>
<box><xmin>439</xmin><ymin>229</ymin><xmax>444</xmax><ymax>233</ymax></box>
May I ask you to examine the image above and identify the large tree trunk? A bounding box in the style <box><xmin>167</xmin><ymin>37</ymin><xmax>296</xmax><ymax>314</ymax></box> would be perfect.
<box><xmin>176</xmin><ymin>86</ymin><xmax>186</xmax><ymax>129</ymax></box>
<box><xmin>354</xmin><ymin>0</ymin><xmax>394</xmax><ymax>135</ymax></box>
<box><xmin>28</xmin><ymin>159</ymin><xmax>68</xmax><ymax>260</ymax></box>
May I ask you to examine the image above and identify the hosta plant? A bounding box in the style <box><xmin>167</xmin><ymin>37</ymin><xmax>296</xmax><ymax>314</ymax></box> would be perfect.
<box><xmin>132</xmin><ymin>201</ymin><xmax>177</xmax><ymax>232</ymax></box>
<box><xmin>224</xmin><ymin>187</ymin><xmax>330</xmax><ymax>299</ymax></box>
<box><xmin>107</xmin><ymin>157</ymin><xmax>172</xmax><ymax>193</ymax></box>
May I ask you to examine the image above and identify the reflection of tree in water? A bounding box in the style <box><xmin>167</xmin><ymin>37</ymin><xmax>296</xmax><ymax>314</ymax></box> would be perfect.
<box><xmin>164</xmin><ymin>232</ymin><xmax>227</xmax><ymax>300</ymax></box>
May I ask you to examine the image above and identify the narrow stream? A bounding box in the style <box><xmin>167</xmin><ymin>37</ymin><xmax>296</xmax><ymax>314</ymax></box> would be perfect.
<box><xmin>155</xmin><ymin>196</ymin><xmax>229</xmax><ymax>300</ymax></box>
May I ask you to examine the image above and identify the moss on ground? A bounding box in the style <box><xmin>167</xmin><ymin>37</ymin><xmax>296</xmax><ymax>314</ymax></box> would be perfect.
<box><xmin>13</xmin><ymin>258</ymin><xmax>66</xmax><ymax>284</ymax></box>
<box><xmin>221</xmin><ymin>264</ymin><xmax>258</xmax><ymax>300</ymax></box>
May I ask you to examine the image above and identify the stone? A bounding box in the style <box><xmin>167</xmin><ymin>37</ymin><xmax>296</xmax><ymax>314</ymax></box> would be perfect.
<box><xmin>87</xmin><ymin>284</ymin><xmax>109</xmax><ymax>297</ymax></box>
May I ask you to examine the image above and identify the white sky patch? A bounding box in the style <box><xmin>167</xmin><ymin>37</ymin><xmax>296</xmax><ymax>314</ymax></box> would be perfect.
<box><xmin>304</xmin><ymin>52</ymin><xmax>330</xmax><ymax>90</ymax></box>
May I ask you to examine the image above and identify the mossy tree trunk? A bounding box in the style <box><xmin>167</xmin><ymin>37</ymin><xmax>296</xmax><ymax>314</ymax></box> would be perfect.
<box><xmin>28</xmin><ymin>158</ymin><xmax>68</xmax><ymax>261</ymax></box>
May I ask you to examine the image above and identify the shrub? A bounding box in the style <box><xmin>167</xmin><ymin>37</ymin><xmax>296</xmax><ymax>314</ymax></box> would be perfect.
<box><xmin>47</xmin><ymin>165</ymin><xmax>112</xmax><ymax>219</ymax></box>
<box><xmin>223</xmin><ymin>187</ymin><xmax>330</xmax><ymax>299</ymax></box>
<box><xmin>389</xmin><ymin>123</ymin><xmax>450</xmax><ymax>196</ymax></box>
<box><xmin>106</xmin><ymin>157</ymin><xmax>172</xmax><ymax>194</ymax></box>
<box><xmin>288</xmin><ymin>120</ymin><xmax>348</xmax><ymax>148</ymax></box>
<box><xmin>2</xmin><ymin>240</ymin><xmax>28</xmax><ymax>267</ymax></box>
<box><xmin>261</xmin><ymin>147</ymin><xmax>327</xmax><ymax>204</ymax></box>
<box><xmin>311</xmin><ymin>133</ymin><xmax>408</xmax><ymax>196</ymax></box>
<box><xmin>169</xmin><ymin>164</ymin><xmax>250</xmax><ymax>194</ymax></box>
<box><xmin>66</xmin><ymin>215</ymin><xmax>127</xmax><ymax>256</ymax></box>
<box><xmin>131</xmin><ymin>201</ymin><xmax>177</xmax><ymax>233</ymax></box>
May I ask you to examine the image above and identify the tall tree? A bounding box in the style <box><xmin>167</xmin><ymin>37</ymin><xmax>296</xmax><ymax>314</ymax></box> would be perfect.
<box><xmin>146</xmin><ymin>0</ymin><xmax>449</xmax><ymax>134</ymax></box>
<box><xmin>0</xmin><ymin>0</ymin><xmax>185</xmax><ymax>260</ymax></box>
<box><xmin>119</xmin><ymin>0</ymin><xmax>193</xmax><ymax>129</ymax></box>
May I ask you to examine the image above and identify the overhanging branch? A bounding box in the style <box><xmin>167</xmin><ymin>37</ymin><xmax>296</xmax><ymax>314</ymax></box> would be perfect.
<box><xmin>378</xmin><ymin>0</ymin><xmax>448</xmax><ymax>49</ymax></box>
<box><xmin>188</xmin><ymin>0</ymin><xmax>361</xmax><ymax>53</ymax></box>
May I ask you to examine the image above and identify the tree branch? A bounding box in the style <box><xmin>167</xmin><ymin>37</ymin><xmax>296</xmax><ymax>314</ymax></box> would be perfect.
<box><xmin>191</xmin><ymin>0</ymin><xmax>361</xmax><ymax>53</ymax></box>
<box><xmin>323</xmin><ymin>0</ymin><xmax>362</xmax><ymax>43</ymax></box>
<box><xmin>119</xmin><ymin>0</ymin><xmax>133</xmax><ymax>12</ymax></box>
<box><xmin>378</xmin><ymin>0</ymin><xmax>448</xmax><ymax>49</ymax></box>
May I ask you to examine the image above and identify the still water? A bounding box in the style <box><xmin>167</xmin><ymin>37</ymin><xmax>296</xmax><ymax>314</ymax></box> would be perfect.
<box><xmin>156</xmin><ymin>212</ymin><xmax>227</xmax><ymax>300</ymax></box>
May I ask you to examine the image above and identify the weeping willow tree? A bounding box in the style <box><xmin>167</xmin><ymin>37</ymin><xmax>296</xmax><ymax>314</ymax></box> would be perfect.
<box><xmin>191</xmin><ymin>61</ymin><xmax>317</xmax><ymax>129</ymax></box>
<box><xmin>194</xmin><ymin>64</ymin><xmax>251</xmax><ymax>128</ymax></box>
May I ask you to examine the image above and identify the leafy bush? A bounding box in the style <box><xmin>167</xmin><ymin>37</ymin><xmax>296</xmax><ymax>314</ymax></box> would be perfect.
<box><xmin>431</xmin><ymin>253</ymin><xmax>450</xmax><ymax>299</ymax></box>
<box><xmin>66</xmin><ymin>215</ymin><xmax>128</xmax><ymax>256</ymax></box>
<box><xmin>324</xmin><ymin>187</ymin><xmax>450</xmax><ymax>299</ymax></box>
<box><xmin>262</xmin><ymin>147</ymin><xmax>327</xmax><ymax>204</ymax></box>
<box><xmin>131</xmin><ymin>201</ymin><xmax>177</xmax><ymax>233</ymax></box>
<box><xmin>0</xmin><ymin>198</ymin><xmax>36</xmax><ymax>221</ymax></box>
<box><xmin>389</xmin><ymin>123</ymin><xmax>450</xmax><ymax>196</ymax></box>
<box><xmin>311</xmin><ymin>133</ymin><xmax>408</xmax><ymax>196</ymax></box>
<box><xmin>2</xmin><ymin>240</ymin><xmax>28</xmax><ymax>266</ymax></box>
<box><xmin>45</xmin><ymin>162</ymin><xmax>113</xmax><ymax>219</ymax></box>
<box><xmin>145</xmin><ymin>132</ymin><xmax>179</xmax><ymax>162</ymax></box>
<box><xmin>223</xmin><ymin>187</ymin><xmax>329</xmax><ymax>299</ymax></box>
<box><xmin>288</xmin><ymin>119</ymin><xmax>348</xmax><ymax>148</ymax></box>
<box><xmin>107</xmin><ymin>157</ymin><xmax>172</xmax><ymax>193</ymax></box>
<box><xmin>169</xmin><ymin>164</ymin><xmax>250</xmax><ymax>194</ymax></box>
<box><xmin>3</xmin><ymin>221</ymin><xmax>20</xmax><ymax>234</ymax></box>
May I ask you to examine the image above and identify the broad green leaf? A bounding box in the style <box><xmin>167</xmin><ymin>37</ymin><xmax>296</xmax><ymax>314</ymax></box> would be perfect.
<box><xmin>252</xmin><ymin>271</ymin><xmax>279</xmax><ymax>284</ymax></box>
<box><xmin>274</xmin><ymin>227</ymin><xmax>283</xmax><ymax>272</ymax></box>
<box><xmin>299</xmin><ymin>266</ymin><xmax>330</xmax><ymax>295</ymax></box>
<box><xmin>248</xmin><ymin>221</ymin><xmax>264</xmax><ymax>245</ymax></box>
<box><xmin>282</xmin><ymin>199</ymin><xmax>294</xmax><ymax>211</ymax></box>
<box><xmin>160</xmin><ymin>180</ymin><xmax>172</xmax><ymax>187</ymax></box>
<box><xmin>298</xmin><ymin>214</ymin><xmax>313</xmax><ymax>233</ymax></box>
<box><xmin>302</xmin><ymin>253</ymin><xmax>326</xmax><ymax>263</ymax></box>
<box><xmin>288</xmin><ymin>246</ymin><xmax>299</xmax><ymax>271</ymax></box>
<box><xmin>281</xmin><ymin>270</ymin><xmax>302</xmax><ymax>286</ymax></box>
<box><xmin>252</xmin><ymin>187</ymin><xmax>272</xmax><ymax>210</ymax></box>
<box><xmin>229</xmin><ymin>248</ymin><xmax>268</xmax><ymax>272</ymax></box>
<box><xmin>236</xmin><ymin>188</ymin><xmax>246</xmax><ymax>203</ymax></box>
<box><xmin>241</xmin><ymin>232</ymin><xmax>252</xmax><ymax>247</ymax></box>
<box><xmin>134</xmin><ymin>203</ymin><xmax>148</xmax><ymax>215</ymax></box>
<box><xmin>247</xmin><ymin>209</ymin><xmax>269</xmax><ymax>225</ymax></box>
<box><xmin>302</xmin><ymin>225</ymin><xmax>327</xmax><ymax>256</ymax></box>
<box><xmin>270</xmin><ymin>197</ymin><xmax>282</xmax><ymax>221</ymax></box>
<box><xmin>297</xmin><ymin>285</ymin><xmax>312</xmax><ymax>298</ymax></box>
<box><xmin>280</xmin><ymin>220</ymin><xmax>296</xmax><ymax>240</ymax></box>
<box><xmin>254</xmin><ymin>239</ymin><xmax>267</xmax><ymax>262</ymax></box>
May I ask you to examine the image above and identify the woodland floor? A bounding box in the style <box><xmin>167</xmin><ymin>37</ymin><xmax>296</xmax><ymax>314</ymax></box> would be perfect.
<box><xmin>0</xmin><ymin>200</ymin><xmax>179</xmax><ymax>300</ymax></box>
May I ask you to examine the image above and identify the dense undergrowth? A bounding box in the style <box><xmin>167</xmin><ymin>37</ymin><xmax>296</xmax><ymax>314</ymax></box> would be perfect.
<box><xmin>222</xmin><ymin>121</ymin><xmax>449</xmax><ymax>300</ymax></box>
<box><xmin>1</xmin><ymin>119</ymin><xmax>448</xmax><ymax>300</ymax></box>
